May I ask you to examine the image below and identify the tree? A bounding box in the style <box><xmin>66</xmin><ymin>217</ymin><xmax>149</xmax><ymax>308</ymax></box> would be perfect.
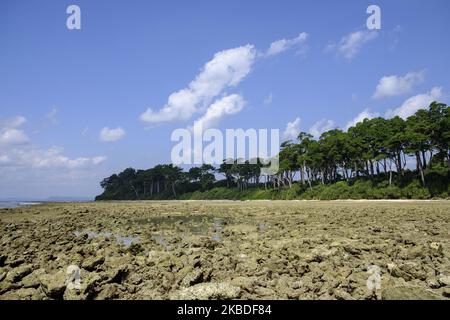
<box><xmin>96</xmin><ymin>102</ymin><xmax>449</xmax><ymax>201</ymax></box>
<box><xmin>118</xmin><ymin>168</ymin><xmax>139</xmax><ymax>199</ymax></box>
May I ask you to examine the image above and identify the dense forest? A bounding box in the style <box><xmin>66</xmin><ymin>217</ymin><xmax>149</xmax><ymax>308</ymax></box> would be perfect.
<box><xmin>96</xmin><ymin>102</ymin><xmax>450</xmax><ymax>200</ymax></box>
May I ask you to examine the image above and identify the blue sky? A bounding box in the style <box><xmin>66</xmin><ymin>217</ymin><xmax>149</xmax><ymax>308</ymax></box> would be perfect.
<box><xmin>0</xmin><ymin>0</ymin><xmax>449</xmax><ymax>199</ymax></box>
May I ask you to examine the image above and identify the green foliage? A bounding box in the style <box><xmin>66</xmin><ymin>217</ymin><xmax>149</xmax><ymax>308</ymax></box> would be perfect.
<box><xmin>401</xmin><ymin>181</ymin><xmax>431</xmax><ymax>199</ymax></box>
<box><xmin>96</xmin><ymin>102</ymin><xmax>449</xmax><ymax>201</ymax></box>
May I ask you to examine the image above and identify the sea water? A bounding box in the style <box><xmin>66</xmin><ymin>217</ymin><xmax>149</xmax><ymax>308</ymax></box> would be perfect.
<box><xmin>0</xmin><ymin>201</ymin><xmax>41</xmax><ymax>208</ymax></box>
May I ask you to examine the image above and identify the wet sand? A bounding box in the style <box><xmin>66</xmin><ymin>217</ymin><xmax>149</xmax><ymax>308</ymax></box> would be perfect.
<box><xmin>0</xmin><ymin>200</ymin><xmax>449</xmax><ymax>300</ymax></box>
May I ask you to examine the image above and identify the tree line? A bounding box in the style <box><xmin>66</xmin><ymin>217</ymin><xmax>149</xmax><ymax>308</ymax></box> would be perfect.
<box><xmin>96</xmin><ymin>102</ymin><xmax>449</xmax><ymax>200</ymax></box>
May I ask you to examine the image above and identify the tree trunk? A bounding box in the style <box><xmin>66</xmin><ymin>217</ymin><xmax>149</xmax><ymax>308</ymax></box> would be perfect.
<box><xmin>388</xmin><ymin>159</ymin><xmax>393</xmax><ymax>187</ymax></box>
<box><xmin>300</xmin><ymin>163</ymin><xmax>305</xmax><ymax>186</ymax></box>
<box><xmin>369</xmin><ymin>160</ymin><xmax>374</xmax><ymax>177</ymax></box>
<box><xmin>421</xmin><ymin>150</ymin><xmax>427</xmax><ymax>169</ymax></box>
<box><xmin>402</xmin><ymin>153</ymin><xmax>407</xmax><ymax>171</ymax></box>
<box><xmin>389</xmin><ymin>170</ymin><xmax>393</xmax><ymax>187</ymax></box>
<box><xmin>416</xmin><ymin>152</ymin><xmax>426</xmax><ymax>187</ymax></box>
<box><xmin>447</xmin><ymin>149</ymin><xmax>450</xmax><ymax>169</ymax></box>
<box><xmin>171</xmin><ymin>182</ymin><xmax>177</xmax><ymax>198</ymax></box>
<box><xmin>397</xmin><ymin>151</ymin><xmax>403</xmax><ymax>175</ymax></box>
<box><xmin>130</xmin><ymin>183</ymin><xmax>139</xmax><ymax>200</ymax></box>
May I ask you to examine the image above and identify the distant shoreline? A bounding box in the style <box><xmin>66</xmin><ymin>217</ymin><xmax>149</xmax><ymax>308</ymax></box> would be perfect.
<box><xmin>92</xmin><ymin>198</ymin><xmax>450</xmax><ymax>203</ymax></box>
<box><xmin>0</xmin><ymin>201</ymin><xmax>42</xmax><ymax>209</ymax></box>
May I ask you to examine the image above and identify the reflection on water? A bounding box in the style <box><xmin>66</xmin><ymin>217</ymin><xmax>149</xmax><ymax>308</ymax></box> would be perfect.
<box><xmin>73</xmin><ymin>215</ymin><xmax>266</xmax><ymax>251</ymax></box>
<box><xmin>115</xmin><ymin>235</ymin><xmax>140</xmax><ymax>247</ymax></box>
<box><xmin>137</xmin><ymin>214</ymin><xmax>228</xmax><ymax>243</ymax></box>
<box><xmin>151</xmin><ymin>233</ymin><xmax>172</xmax><ymax>250</ymax></box>
<box><xmin>211</xmin><ymin>218</ymin><xmax>223</xmax><ymax>242</ymax></box>
<box><xmin>0</xmin><ymin>201</ymin><xmax>41</xmax><ymax>209</ymax></box>
<box><xmin>73</xmin><ymin>230</ymin><xmax>139</xmax><ymax>247</ymax></box>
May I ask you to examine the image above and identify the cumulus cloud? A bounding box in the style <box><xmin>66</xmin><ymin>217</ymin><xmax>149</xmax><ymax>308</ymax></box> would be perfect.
<box><xmin>0</xmin><ymin>129</ymin><xmax>29</xmax><ymax>145</ymax></box>
<box><xmin>140</xmin><ymin>45</ymin><xmax>257</xmax><ymax>124</ymax></box>
<box><xmin>1</xmin><ymin>146</ymin><xmax>107</xmax><ymax>170</ymax></box>
<box><xmin>0</xmin><ymin>115</ymin><xmax>107</xmax><ymax>171</ymax></box>
<box><xmin>99</xmin><ymin>127</ymin><xmax>125</xmax><ymax>142</ymax></box>
<box><xmin>283</xmin><ymin>117</ymin><xmax>301</xmax><ymax>141</ymax></box>
<box><xmin>0</xmin><ymin>116</ymin><xmax>29</xmax><ymax>145</ymax></box>
<box><xmin>46</xmin><ymin>108</ymin><xmax>59</xmax><ymax>125</ymax></box>
<box><xmin>309</xmin><ymin>119</ymin><xmax>336</xmax><ymax>138</ymax></box>
<box><xmin>0</xmin><ymin>116</ymin><xmax>107</xmax><ymax>198</ymax></box>
<box><xmin>345</xmin><ymin>108</ymin><xmax>380</xmax><ymax>130</ymax></box>
<box><xmin>266</xmin><ymin>32</ymin><xmax>309</xmax><ymax>56</ymax></box>
<box><xmin>191</xmin><ymin>94</ymin><xmax>246</xmax><ymax>131</ymax></box>
<box><xmin>0</xmin><ymin>145</ymin><xmax>108</xmax><ymax>198</ymax></box>
<box><xmin>385</xmin><ymin>87</ymin><xmax>442</xmax><ymax>119</ymax></box>
<box><xmin>373</xmin><ymin>71</ymin><xmax>425</xmax><ymax>99</ymax></box>
<box><xmin>327</xmin><ymin>30</ymin><xmax>378</xmax><ymax>60</ymax></box>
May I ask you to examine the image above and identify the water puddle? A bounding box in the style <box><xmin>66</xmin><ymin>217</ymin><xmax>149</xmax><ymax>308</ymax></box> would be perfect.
<box><xmin>151</xmin><ymin>233</ymin><xmax>172</xmax><ymax>250</ymax></box>
<box><xmin>74</xmin><ymin>215</ymin><xmax>265</xmax><ymax>250</ymax></box>
<box><xmin>136</xmin><ymin>214</ymin><xmax>229</xmax><ymax>243</ymax></box>
<box><xmin>73</xmin><ymin>230</ymin><xmax>139</xmax><ymax>247</ymax></box>
<box><xmin>258</xmin><ymin>222</ymin><xmax>267</xmax><ymax>233</ymax></box>
<box><xmin>211</xmin><ymin>218</ymin><xmax>223</xmax><ymax>242</ymax></box>
<box><xmin>115</xmin><ymin>235</ymin><xmax>140</xmax><ymax>247</ymax></box>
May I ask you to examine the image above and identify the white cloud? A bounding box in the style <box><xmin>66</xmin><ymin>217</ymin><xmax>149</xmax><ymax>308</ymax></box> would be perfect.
<box><xmin>0</xmin><ymin>128</ymin><xmax>29</xmax><ymax>145</ymax></box>
<box><xmin>372</xmin><ymin>71</ymin><xmax>425</xmax><ymax>99</ymax></box>
<box><xmin>1</xmin><ymin>116</ymin><xmax>105</xmax><ymax>170</ymax></box>
<box><xmin>263</xmin><ymin>93</ymin><xmax>273</xmax><ymax>105</ymax></box>
<box><xmin>99</xmin><ymin>127</ymin><xmax>125</xmax><ymax>142</ymax></box>
<box><xmin>283</xmin><ymin>117</ymin><xmax>301</xmax><ymax>140</ymax></box>
<box><xmin>2</xmin><ymin>147</ymin><xmax>106</xmax><ymax>169</ymax></box>
<box><xmin>309</xmin><ymin>119</ymin><xmax>336</xmax><ymax>138</ymax></box>
<box><xmin>46</xmin><ymin>107</ymin><xmax>59</xmax><ymax>125</ymax></box>
<box><xmin>191</xmin><ymin>94</ymin><xmax>246</xmax><ymax>131</ymax></box>
<box><xmin>0</xmin><ymin>116</ymin><xmax>107</xmax><ymax>198</ymax></box>
<box><xmin>140</xmin><ymin>45</ymin><xmax>257</xmax><ymax>124</ymax></box>
<box><xmin>92</xmin><ymin>156</ymin><xmax>107</xmax><ymax>165</ymax></box>
<box><xmin>0</xmin><ymin>116</ymin><xmax>26</xmax><ymax>129</ymax></box>
<box><xmin>385</xmin><ymin>87</ymin><xmax>442</xmax><ymax>119</ymax></box>
<box><xmin>327</xmin><ymin>30</ymin><xmax>378</xmax><ymax>60</ymax></box>
<box><xmin>266</xmin><ymin>32</ymin><xmax>309</xmax><ymax>56</ymax></box>
<box><xmin>345</xmin><ymin>108</ymin><xmax>380</xmax><ymax>130</ymax></box>
<box><xmin>0</xmin><ymin>116</ymin><xmax>29</xmax><ymax>145</ymax></box>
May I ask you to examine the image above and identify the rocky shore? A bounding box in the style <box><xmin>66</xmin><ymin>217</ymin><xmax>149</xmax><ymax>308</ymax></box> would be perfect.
<box><xmin>0</xmin><ymin>200</ymin><xmax>449</xmax><ymax>300</ymax></box>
